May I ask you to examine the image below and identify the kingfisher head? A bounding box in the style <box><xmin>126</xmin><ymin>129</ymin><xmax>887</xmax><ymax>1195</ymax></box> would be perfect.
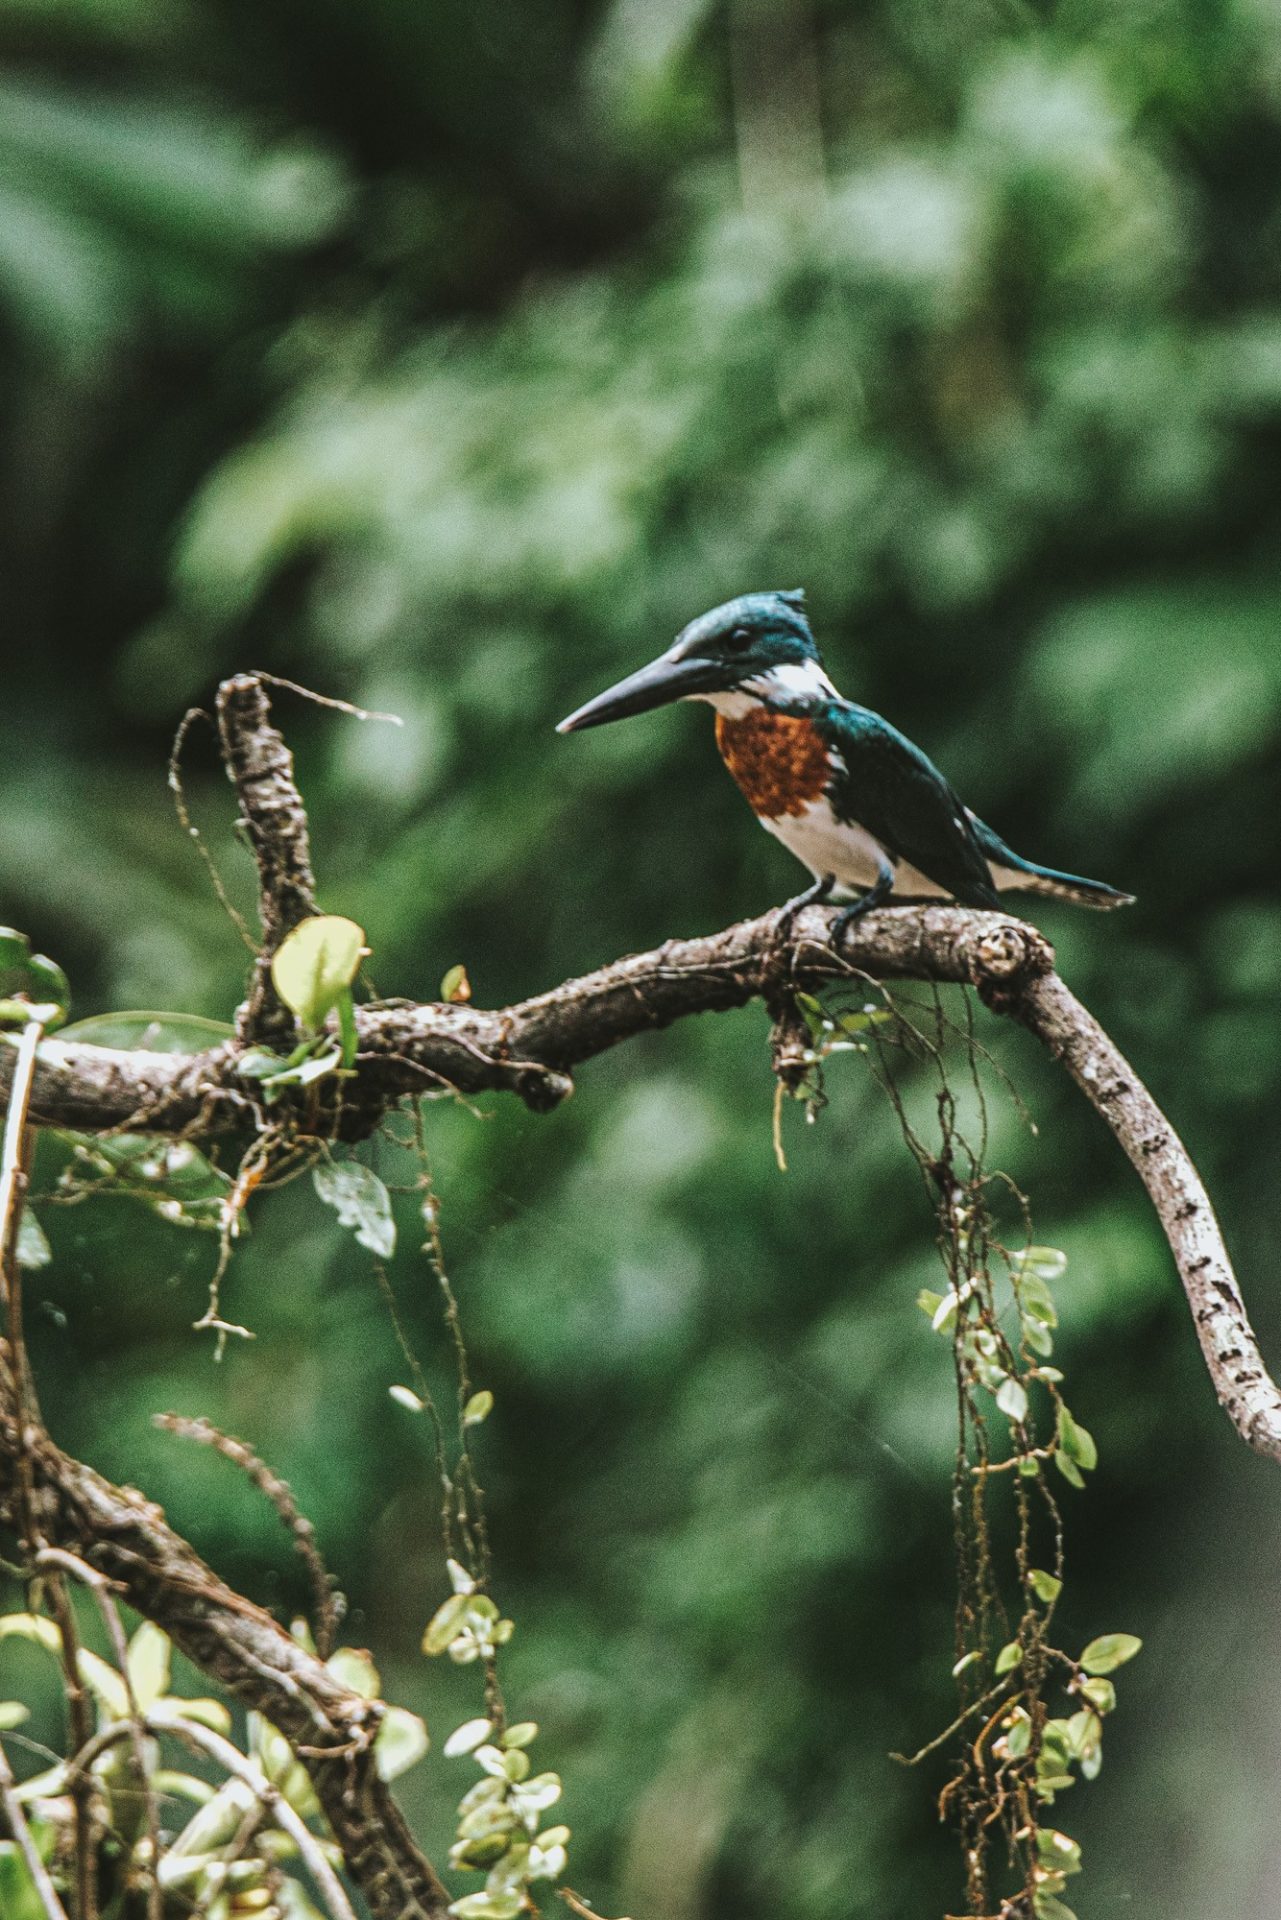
<box><xmin>556</xmin><ymin>590</ymin><xmax>835</xmax><ymax>734</ymax></box>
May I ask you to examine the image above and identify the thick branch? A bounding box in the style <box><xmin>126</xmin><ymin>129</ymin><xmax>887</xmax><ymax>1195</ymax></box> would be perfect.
<box><xmin>216</xmin><ymin>674</ymin><xmax>318</xmax><ymax>1041</ymax></box>
<box><xmin>7</xmin><ymin>900</ymin><xmax>1279</xmax><ymax>1459</ymax></box>
<box><xmin>0</xmin><ymin>1355</ymin><xmax>452</xmax><ymax>1920</ymax></box>
<box><xmin>1014</xmin><ymin>972</ymin><xmax>1281</xmax><ymax>1463</ymax></box>
<box><xmin>15</xmin><ymin>903</ymin><xmax>1031</xmax><ymax>1129</ymax></box>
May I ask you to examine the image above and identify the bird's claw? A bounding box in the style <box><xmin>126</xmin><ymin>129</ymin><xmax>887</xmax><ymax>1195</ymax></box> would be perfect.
<box><xmin>775</xmin><ymin>873</ymin><xmax>835</xmax><ymax>945</ymax></box>
<box><xmin>829</xmin><ymin>865</ymin><xmax>895</xmax><ymax>950</ymax></box>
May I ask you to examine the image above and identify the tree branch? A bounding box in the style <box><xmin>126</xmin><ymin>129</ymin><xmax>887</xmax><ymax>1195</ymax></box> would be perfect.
<box><xmin>216</xmin><ymin>673</ymin><xmax>319</xmax><ymax>1042</ymax></box>
<box><xmin>5</xmin><ymin>897</ymin><xmax>1281</xmax><ymax>1459</ymax></box>
<box><xmin>0</xmin><ymin>1356</ymin><xmax>452</xmax><ymax>1920</ymax></box>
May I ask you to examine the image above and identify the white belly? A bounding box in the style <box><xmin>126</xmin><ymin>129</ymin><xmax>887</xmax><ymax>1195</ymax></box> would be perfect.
<box><xmin>761</xmin><ymin>799</ymin><xmax>950</xmax><ymax>899</ymax></box>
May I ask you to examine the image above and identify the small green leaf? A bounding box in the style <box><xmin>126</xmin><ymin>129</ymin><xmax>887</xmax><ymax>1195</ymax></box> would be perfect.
<box><xmin>1079</xmin><ymin>1676</ymin><xmax>1116</xmax><ymax>1714</ymax></box>
<box><xmin>501</xmin><ymin>1721</ymin><xmax>539</xmax><ymax>1748</ymax></box>
<box><xmin>375</xmin><ymin>1705</ymin><xmax>430</xmax><ymax>1779</ymax></box>
<box><xmin>1033</xmin><ymin>1895</ymin><xmax>1079</xmax><ymax>1920</ymax></box>
<box><xmin>390</xmin><ymin>1385</ymin><xmax>425</xmax><ymax>1412</ymax></box>
<box><xmin>932</xmin><ymin>1289</ymin><xmax>960</xmax><ymax>1333</ymax></box>
<box><xmin>996</xmin><ymin>1375</ymin><xmax>1029</xmax><ymax>1423</ymax></box>
<box><xmin>444</xmin><ymin>1718</ymin><xmax>493</xmax><ymax>1758</ymax></box>
<box><xmin>447</xmin><ymin>1558</ymin><xmax>477</xmax><ymax>1594</ymax></box>
<box><xmin>1013</xmin><ymin>1246</ymin><xmax>1068</xmax><ymax>1283</ymax></box>
<box><xmin>1002</xmin><ymin>1708</ymin><xmax>1031</xmax><ymax>1757</ymax></box>
<box><xmin>463</xmin><ymin>1390</ymin><xmax>494</xmax><ymax>1427</ymax></box>
<box><xmin>326</xmin><ymin>1647</ymin><xmax>381</xmax><ymax>1699</ymax></box>
<box><xmin>1056</xmin><ymin>1404</ymin><xmax>1098</xmax><ymax>1472</ymax></box>
<box><xmin>916</xmin><ymin>1288</ymin><xmax>945</xmax><ymax>1320</ymax></box>
<box><xmin>1080</xmin><ymin>1633</ymin><xmax>1142</xmax><ymax>1675</ymax></box>
<box><xmin>59</xmin><ymin>1010</ymin><xmax>234</xmax><ymax>1052</ymax></box>
<box><xmin>422</xmin><ymin>1593</ymin><xmax>471</xmax><ymax>1656</ymax></box>
<box><xmin>1065</xmin><ymin>1709</ymin><xmax>1103</xmax><ymax>1762</ymax></box>
<box><xmin>236</xmin><ymin>1045</ymin><xmax>289</xmax><ymax>1079</ymax></box>
<box><xmin>271</xmin><ymin>915</ymin><xmax>367</xmax><ymax>1029</ymax></box>
<box><xmin>16</xmin><ymin>1213</ymin><xmax>51</xmax><ymax>1271</ymax></box>
<box><xmin>0</xmin><ymin>1615</ymin><xmax>128</xmax><ymax>1716</ymax></box>
<box><xmin>126</xmin><ymin>1620</ymin><xmax>171</xmax><ymax>1711</ymax></box>
<box><xmin>447</xmin><ymin>1895</ymin><xmax>524</xmax><ymax>1920</ymax></box>
<box><xmin>994</xmin><ymin>1640</ymin><xmax>1022</xmax><ymax>1675</ymax></box>
<box><xmin>1038</xmin><ymin>1829</ymin><xmax>1083</xmax><ymax>1876</ymax></box>
<box><xmin>167</xmin><ymin>1697</ymin><xmax>232</xmax><ymax>1733</ymax></box>
<box><xmin>258</xmin><ymin>1038</ymin><xmax>347</xmax><ymax>1097</ymax></box>
<box><xmin>951</xmin><ymin>1649</ymin><xmax>982</xmax><ymax>1678</ymax></box>
<box><xmin>1024</xmin><ymin>1318</ymin><xmax>1055</xmax><ymax>1357</ymax></box>
<box><xmin>1029</xmin><ymin>1568</ymin><xmax>1062</xmax><ymax>1605</ymax></box>
<box><xmin>1054</xmin><ymin>1450</ymin><xmax>1085</xmax><ymax>1490</ymax></box>
<box><xmin>0</xmin><ymin>1702</ymin><xmax>28</xmax><ymax>1730</ymax></box>
<box><xmin>0</xmin><ymin>928</ymin><xmax>70</xmax><ymax>1030</ymax></box>
<box><xmin>1016</xmin><ymin>1273</ymin><xmax>1059</xmax><ymax>1328</ymax></box>
<box><xmin>440</xmin><ymin>964</ymin><xmax>472</xmax><ymax>1004</ymax></box>
<box><xmin>835</xmin><ymin>1006</ymin><xmax>890</xmax><ymax>1035</ymax></box>
<box><xmin>313</xmin><ymin>1161</ymin><xmax>396</xmax><ymax>1258</ymax></box>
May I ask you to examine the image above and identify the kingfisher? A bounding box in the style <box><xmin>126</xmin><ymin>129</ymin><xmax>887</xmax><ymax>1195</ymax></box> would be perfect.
<box><xmin>556</xmin><ymin>590</ymin><xmax>1133</xmax><ymax>940</ymax></box>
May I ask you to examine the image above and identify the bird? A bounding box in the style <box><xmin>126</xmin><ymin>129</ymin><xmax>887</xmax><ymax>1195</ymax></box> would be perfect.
<box><xmin>556</xmin><ymin>589</ymin><xmax>1133</xmax><ymax>942</ymax></box>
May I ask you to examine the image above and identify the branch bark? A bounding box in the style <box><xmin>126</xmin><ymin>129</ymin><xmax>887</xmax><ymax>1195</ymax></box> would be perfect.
<box><xmin>4</xmin><ymin>899</ymin><xmax>1281</xmax><ymax>1461</ymax></box>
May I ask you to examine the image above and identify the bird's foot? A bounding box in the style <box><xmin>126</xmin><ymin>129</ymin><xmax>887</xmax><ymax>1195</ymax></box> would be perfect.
<box><xmin>775</xmin><ymin>873</ymin><xmax>835</xmax><ymax>945</ymax></box>
<box><xmin>830</xmin><ymin>863</ymin><xmax>895</xmax><ymax>949</ymax></box>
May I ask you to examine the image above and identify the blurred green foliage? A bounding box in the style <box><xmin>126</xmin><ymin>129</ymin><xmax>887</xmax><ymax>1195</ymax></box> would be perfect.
<box><xmin>4</xmin><ymin>0</ymin><xmax>1281</xmax><ymax>1915</ymax></box>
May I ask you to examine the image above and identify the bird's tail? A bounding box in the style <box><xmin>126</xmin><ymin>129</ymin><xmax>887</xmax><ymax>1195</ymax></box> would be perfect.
<box><xmin>970</xmin><ymin>818</ymin><xmax>1135</xmax><ymax>912</ymax></box>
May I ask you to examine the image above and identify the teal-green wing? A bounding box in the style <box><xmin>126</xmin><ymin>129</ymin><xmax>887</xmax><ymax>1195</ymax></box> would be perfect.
<box><xmin>815</xmin><ymin>702</ymin><xmax>1001</xmax><ymax>908</ymax></box>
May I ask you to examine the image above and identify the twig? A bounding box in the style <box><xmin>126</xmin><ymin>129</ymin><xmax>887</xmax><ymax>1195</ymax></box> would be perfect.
<box><xmin>1</xmin><ymin>1017</ymin><xmax>44</xmax><ymax>1398</ymax></box>
<box><xmin>146</xmin><ymin>1707</ymin><xmax>359</xmax><ymax>1920</ymax></box>
<box><xmin>168</xmin><ymin>705</ymin><xmax>258</xmax><ymax>954</ymax></box>
<box><xmin>34</xmin><ymin>1548</ymin><xmax>163</xmax><ymax>1920</ymax></box>
<box><xmin>152</xmin><ymin>1414</ymin><xmax>341</xmax><ymax>1659</ymax></box>
<box><xmin>0</xmin><ymin>1730</ymin><xmax>71</xmax><ymax>1920</ymax></box>
<box><xmin>43</xmin><ymin>1569</ymin><xmax>99</xmax><ymax>1920</ymax></box>
<box><xmin>215</xmin><ymin>673</ymin><xmax>318</xmax><ymax>1041</ymax></box>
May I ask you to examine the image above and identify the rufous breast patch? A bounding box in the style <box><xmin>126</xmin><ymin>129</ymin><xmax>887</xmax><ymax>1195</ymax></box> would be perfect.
<box><xmin>715</xmin><ymin>709</ymin><xmax>831</xmax><ymax>817</ymax></box>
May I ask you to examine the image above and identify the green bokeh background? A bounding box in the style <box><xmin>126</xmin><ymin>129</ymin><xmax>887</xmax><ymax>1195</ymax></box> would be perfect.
<box><xmin>4</xmin><ymin>0</ymin><xmax>1281</xmax><ymax>1914</ymax></box>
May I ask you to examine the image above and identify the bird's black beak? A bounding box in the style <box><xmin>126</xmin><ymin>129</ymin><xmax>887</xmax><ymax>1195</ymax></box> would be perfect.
<box><xmin>556</xmin><ymin>650</ymin><xmax>722</xmax><ymax>733</ymax></box>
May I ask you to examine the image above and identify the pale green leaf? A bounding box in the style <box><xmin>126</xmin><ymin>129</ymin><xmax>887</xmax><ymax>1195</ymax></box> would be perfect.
<box><xmin>271</xmin><ymin>915</ymin><xmax>366</xmax><ymax>1028</ymax></box>
<box><xmin>1080</xmin><ymin>1632</ymin><xmax>1142</xmax><ymax>1675</ymax></box>
<box><xmin>313</xmin><ymin>1160</ymin><xmax>396</xmax><ymax>1258</ymax></box>
<box><xmin>15</xmin><ymin>1213</ymin><xmax>50</xmax><ymax>1271</ymax></box>
<box><xmin>375</xmin><ymin>1704</ymin><xmax>429</xmax><ymax>1780</ymax></box>
<box><xmin>996</xmin><ymin>1375</ymin><xmax>1028</xmax><ymax>1423</ymax></box>
<box><xmin>422</xmin><ymin>1592</ymin><xmax>471</xmax><ymax>1656</ymax></box>
<box><xmin>126</xmin><ymin>1620</ymin><xmax>171</xmax><ymax>1711</ymax></box>
<box><xmin>444</xmin><ymin>1717</ymin><xmax>493</xmax><ymax>1758</ymax></box>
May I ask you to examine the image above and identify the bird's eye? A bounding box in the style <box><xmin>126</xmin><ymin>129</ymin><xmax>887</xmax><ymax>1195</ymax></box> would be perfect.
<box><xmin>726</xmin><ymin>626</ymin><xmax>753</xmax><ymax>652</ymax></box>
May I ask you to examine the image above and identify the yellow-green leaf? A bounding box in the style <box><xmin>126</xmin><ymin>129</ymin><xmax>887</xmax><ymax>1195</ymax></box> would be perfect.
<box><xmin>271</xmin><ymin>916</ymin><xmax>367</xmax><ymax>1028</ymax></box>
